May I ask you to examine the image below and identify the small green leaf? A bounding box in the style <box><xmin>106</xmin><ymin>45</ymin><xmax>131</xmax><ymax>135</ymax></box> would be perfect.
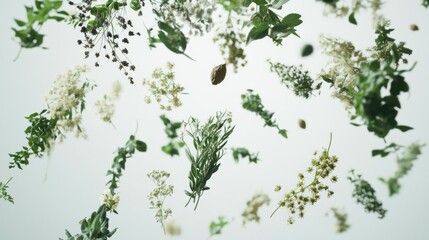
<box><xmin>396</xmin><ymin>125</ymin><xmax>413</xmax><ymax>132</ymax></box>
<box><xmin>348</xmin><ymin>12</ymin><xmax>357</xmax><ymax>25</ymax></box>
<box><xmin>282</xmin><ymin>13</ymin><xmax>302</xmax><ymax>27</ymax></box>
<box><xmin>246</xmin><ymin>23</ymin><xmax>269</xmax><ymax>45</ymax></box>
<box><xmin>130</xmin><ymin>0</ymin><xmax>141</xmax><ymax>11</ymax></box>
<box><xmin>271</xmin><ymin>0</ymin><xmax>290</xmax><ymax>9</ymax></box>
<box><xmin>136</xmin><ymin>140</ymin><xmax>147</xmax><ymax>152</ymax></box>
<box><xmin>278</xmin><ymin>129</ymin><xmax>288</xmax><ymax>138</ymax></box>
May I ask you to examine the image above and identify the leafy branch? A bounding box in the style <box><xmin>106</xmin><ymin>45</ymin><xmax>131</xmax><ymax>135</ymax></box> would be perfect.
<box><xmin>160</xmin><ymin>115</ymin><xmax>185</xmax><ymax>157</ymax></box>
<box><xmin>0</xmin><ymin>177</ymin><xmax>14</xmax><ymax>204</ymax></box>
<box><xmin>241</xmin><ymin>89</ymin><xmax>288</xmax><ymax>138</ymax></box>
<box><xmin>184</xmin><ymin>112</ymin><xmax>235</xmax><ymax>209</ymax></box>
<box><xmin>231</xmin><ymin>147</ymin><xmax>260</xmax><ymax>163</ymax></box>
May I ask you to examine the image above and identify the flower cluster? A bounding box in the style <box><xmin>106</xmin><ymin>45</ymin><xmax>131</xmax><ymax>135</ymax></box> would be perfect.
<box><xmin>348</xmin><ymin>170</ymin><xmax>387</xmax><ymax>218</ymax></box>
<box><xmin>147</xmin><ymin>170</ymin><xmax>174</xmax><ymax>233</ymax></box>
<box><xmin>380</xmin><ymin>142</ymin><xmax>425</xmax><ymax>196</ymax></box>
<box><xmin>142</xmin><ymin>62</ymin><xmax>184</xmax><ymax>111</ymax></box>
<box><xmin>0</xmin><ymin>177</ymin><xmax>14</xmax><ymax>204</ymax></box>
<box><xmin>68</xmin><ymin>0</ymin><xmax>141</xmax><ymax>83</ymax></box>
<box><xmin>268</xmin><ymin>60</ymin><xmax>321</xmax><ymax>99</ymax></box>
<box><xmin>330</xmin><ymin>208</ymin><xmax>350</xmax><ymax>233</ymax></box>
<box><xmin>242</xmin><ymin>193</ymin><xmax>270</xmax><ymax>224</ymax></box>
<box><xmin>100</xmin><ymin>189</ymin><xmax>120</xmax><ymax>212</ymax></box>
<box><xmin>46</xmin><ymin>65</ymin><xmax>94</xmax><ymax>141</ymax></box>
<box><xmin>94</xmin><ymin>80</ymin><xmax>122</xmax><ymax>123</ymax></box>
<box><xmin>272</xmin><ymin>135</ymin><xmax>338</xmax><ymax>224</ymax></box>
<box><xmin>319</xmin><ymin>36</ymin><xmax>367</xmax><ymax>107</ymax></box>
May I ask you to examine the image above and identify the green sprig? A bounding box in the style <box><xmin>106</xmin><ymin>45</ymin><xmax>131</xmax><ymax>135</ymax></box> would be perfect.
<box><xmin>160</xmin><ymin>114</ymin><xmax>185</xmax><ymax>157</ymax></box>
<box><xmin>0</xmin><ymin>177</ymin><xmax>14</xmax><ymax>204</ymax></box>
<box><xmin>231</xmin><ymin>147</ymin><xmax>260</xmax><ymax>163</ymax></box>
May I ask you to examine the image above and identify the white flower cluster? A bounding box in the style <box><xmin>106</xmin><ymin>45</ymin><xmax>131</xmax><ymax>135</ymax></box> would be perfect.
<box><xmin>100</xmin><ymin>189</ymin><xmax>120</xmax><ymax>212</ymax></box>
<box><xmin>45</xmin><ymin>65</ymin><xmax>93</xmax><ymax>140</ymax></box>
<box><xmin>242</xmin><ymin>193</ymin><xmax>270</xmax><ymax>225</ymax></box>
<box><xmin>94</xmin><ymin>80</ymin><xmax>122</xmax><ymax>123</ymax></box>
<box><xmin>142</xmin><ymin>62</ymin><xmax>184</xmax><ymax>111</ymax></box>
<box><xmin>147</xmin><ymin>170</ymin><xmax>174</xmax><ymax>233</ymax></box>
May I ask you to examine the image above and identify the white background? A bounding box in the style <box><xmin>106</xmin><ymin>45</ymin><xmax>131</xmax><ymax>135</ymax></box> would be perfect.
<box><xmin>1</xmin><ymin>0</ymin><xmax>429</xmax><ymax>239</ymax></box>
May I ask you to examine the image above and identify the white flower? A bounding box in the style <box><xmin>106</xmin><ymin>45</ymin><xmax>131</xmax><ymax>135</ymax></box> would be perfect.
<box><xmin>94</xmin><ymin>80</ymin><xmax>122</xmax><ymax>123</ymax></box>
<box><xmin>100</xmin><ymin>189</ymin><xmax>120</xmax><ymax>211</ymax></box>
<box><xmin>242</xmin><ymin>193</ymin><xmax>270</xmax><ymax>225</ymax></box>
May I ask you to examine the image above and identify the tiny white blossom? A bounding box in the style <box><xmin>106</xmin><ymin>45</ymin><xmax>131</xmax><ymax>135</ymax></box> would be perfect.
<box><xmin>94</xmin><ymin>80</ymin><xmax>122</xmax><ymax>123</ymax></box>
<box><xmin>100</xmin><ymin>189</ymin><xmax>120</xmax><ymax>212</ymax></box>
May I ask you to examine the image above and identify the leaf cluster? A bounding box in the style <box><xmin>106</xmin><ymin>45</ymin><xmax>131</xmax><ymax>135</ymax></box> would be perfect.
<box><xmin>379</xmin><ymin>142</ymin><xmax>425</xmax><ymax>196</ymax></box>
<box><xmin>423</xmin><ymin>0</ymin><xmax>429</xmax><ymax>8</ymax></box>
<box><xmin>209</xmin><ymin>216</ymin><xmax>229</xmax><ymax>237</ymax></box>
<box><xmin>62</xmin><ymin>205</ymin><xmax>117</xmax><ymax>240</ymax></box>
<box><xmin>231</xmin><ymin>147</ymin><xmax>260</xmax><ymax>163</ymax></box>
<box><xmin>348</xmin><ymin>170</ymin><xmax>387</xmax><ymax>218</ymax></box>
<box><xmin>330</xmin><ymin>208</ymin><xmax>350</xmax><ymax>233</ymax></box>
<box><xmin>268</xmin><ymin>60</ymin><xmax>321</xmax><ymax>99</ymax></box>
<box><xmin>160</xmin><ymin>115</ymin><xmax>185</xmax><ymax>157</ymax></box>
<box><xmin>272</xmin><ymin>134</ymin><xmax>338</xmax><ymax>224</ymax></box>
<box><xmin>12</xmin><ymin>0</ymin><xmax>68</xmax><ymax>48</ymax></box>
<box><xmin>245</xmin><ymin>0</ymin><xmax>302</xmax><ymax>45</ymax></box>
<box><xmin>106</xmin><ymin>135</ymin><xmax>147</xmax><ymax>191</ymax></box>
<box><xmin>241</xmin><ymin>89</ymin><xmax>288</xmax><ymax>138</ymax></box>
<box><xmin>0</xmin><ymin>177</ymin><xmax>14</xmax><ymax>204</ymax></box>
<box><xmin>9</xmin><ymin>110</ymin><xmax>57</xmax><ymax>169</ymax></box>
<box><xmin>184</xmin><ymin>112</ymin><xmax>235</xmax><ymax>209</ymax></box>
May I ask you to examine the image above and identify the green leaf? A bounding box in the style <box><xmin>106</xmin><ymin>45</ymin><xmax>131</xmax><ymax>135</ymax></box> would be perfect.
<box><xmin>271</xmin><ymin>0</ymin><xmax>290</xmax><ymax>9</ymax></box>
<box><xmin>396</xmin><ymin>125</ymin><xmax>413</xmax><ymax>132</ymax></box>
<box><xmin>14</xmin><ymin>19</ymin><xmax>26</xmax><ymax>27</ymax></box>
<box><xmin>348</xmin><ymin>12</ymin><xmax>357</xmax><ymax>25</ymax></box>
<box><xmin>278</xmin><ymin>129</ymin><xmax>288</xmax><ymax>138</ymax></box>
<box><xmin>281</xmin><ymin>13</ymin><xmax>302</xmax><ymax>27</ymax></box>
<box><xmin>130</xmin><ymin>0</ymin><xmax>141</xmax><ymax>11</ymax></box>
<box><xmin>246</xmin><ymin>23</ymin><xmax>269</xmax><ymax>45</ymax></box>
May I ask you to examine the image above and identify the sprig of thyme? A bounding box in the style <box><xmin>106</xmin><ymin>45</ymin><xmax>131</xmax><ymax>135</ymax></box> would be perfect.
<box><xmin>348</xmin><ymin>170</ymin><xmax>387</xmax><ymax>218</ymax></box>
<box><xmin>0</xmin><ymin>177</ymin><xmax>14</xmax><ymax>204</ymax></box>
<box><xmin>379</xmin><ymin>142</ymin><xmax>425</xmax><ymax>196</ymax></box>
<box><xmin>241</xmin><ymin>89</ymin><xmax>288</xmax><ymax>139</ymax></box>
<box><xmin>271</xmin><ymin>134</ymin><xmax>338</xmax><ymax>224</ymax></box>
<box><xmin>160</xmin><ymin>115</ymin><xmax>185</xmax><ymax>157</ymax></box>
<box><xmin>184</xmin><ymin>111</ymin><xmax>235</xmax><ymax>209</ymax></box>
<box><xmin>268</xmin><ymin>60</ymin><xmax>321</xmax><ymax>99</ymax></box>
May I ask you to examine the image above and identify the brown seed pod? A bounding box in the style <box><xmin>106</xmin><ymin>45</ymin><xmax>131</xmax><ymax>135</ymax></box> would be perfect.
<box><xmin>298</xmin><ymin>119</ymin><xmax>306</xmax><ymax>129</ymax></box>
<box><xmin>210</xmin><ymin>63</ymin><xmax>227</xmax><ymax>85</ymax></box>
<box><xmin>409</xmin><ymin>24</ymin><xmax>419</xmax><ymax>31</ymax></box>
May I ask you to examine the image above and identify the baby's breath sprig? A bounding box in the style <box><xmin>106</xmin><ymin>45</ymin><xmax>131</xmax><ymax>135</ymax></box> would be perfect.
<box><xmin>142</xmin><ymin>62</ymin><xmax>185</xmax><ymax>111</ymax></box>
<box><xmin>184</xmin><ymin>111</ymin><xmax>235</xmax><ymax>209</ymax></box>
<box><xmin>0</xmin><ymin>177</ymin><xmax>14</xmax><ymax>204</ymax></box>
<box><xmin>68</xmin><ymin>0</ymin><xmax>143</xmax><ymax>83</ymax></box>
<box><xmin>62</xmin><ymin>135</ymin><xmax>147</xmax><ymax>239</ymax></box>
<box><xmin>242</xmin><ymin>193</ymin><xmax>270</xmax><ymax>224</ymax></box>
<box><xmin>94</xmin><ymin>80</ymin><xmax>122</xmax><ymax>124</ymax></box>
<box><xmin>348</xmin><ymin>170</ymin><xmax>387</xmax><ymax>218</ymax></box>
<box><xmin>231</xmin><ymin>147</ymin><xmax>260</xmax><ymax>163</ymax></box>
<box><xmin>271</xmin><ymin>134</ymin><xmax>338</xmax><ymax>224</ymax></box>
<box><xmin>380</xmin><ymin>142</ymin><xmax>425</xmax><ymax>196</ymax></box>
<box><xmin>241</xmin><ymin>89</ymin><xmax>288</xmax><ymax>139</ymax></box>
<box><xmin>267</xmin><ymin>60</ymin><xmax>322</xmax><ymax>99</ymax></box>
<box><xmin>160</xmin><ymin>115</ymin><xmax>185</xmax><ymax>157</ymax></box>
<box><xmin>329</xmin><ymin>207</ymin><xmax>350</xmax><ymax>233</ymax></box>
<box><xmin>147</xmin><ymin>170</ymin><xmax>174</xmax><ymax>234</ymax></box>
<box><xmin>9</xmin><ymin>66</ymin><xmax>93</xmax><ymax>169</ymax></box>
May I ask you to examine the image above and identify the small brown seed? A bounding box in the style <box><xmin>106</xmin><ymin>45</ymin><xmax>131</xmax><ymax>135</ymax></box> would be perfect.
<box><xmin>410</xmin><ymin>24</ymin><xmax>419</xmax><ymax>31</ymax></box>
<box><xmin>210</xmin><ymin>63</ymin><xmax>227</xmax><ymax>85</ymax></box>
<box><xmin>298</xmin><ymin>119</ymin><xmax>306</xmax><ymax>129</ymax></box>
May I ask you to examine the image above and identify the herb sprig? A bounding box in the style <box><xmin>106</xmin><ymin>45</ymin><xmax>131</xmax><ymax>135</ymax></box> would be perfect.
<box><xmin>241</xmin><ymin>89</ymin><xmax>288</xmax><ymax>139</ymax></box>
<box><xmin>0</xmin><ymin>177</ymin><xmax>14</xmax><ymax>204</ymax></box>
<box><xmin>184</xmin><ymin>112</ymin><xmax>235</xmax><ymax>209</ymax></box>
<box><xmin>160</xmin><ymin>115</ymin><xmax>185</xmax><ymax>157</ymax></box>
<box><xmin>209</xmin><ymin>216</ymin><xmax>229</xmax><ymax>237</ymax></box>
<box><xmin>231</xmin><ymin>147</ymin><xmax>260</xmax><ymax>163</ymax></box>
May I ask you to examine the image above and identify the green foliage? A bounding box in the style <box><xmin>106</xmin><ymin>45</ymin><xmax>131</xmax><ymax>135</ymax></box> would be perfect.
<box><xmin>231</xmin><ymin>147</ymin><xmax>260</xmax><ymax>163</ymax></box>
<box><xmin>157</xmin><ymin>21</ymin><xmax>191</xmax><ymax>59</ymax></box>
<box><xmin>272</xmin><ymin>134</ymin><xmax>338</xmax><ymax>224</ymax></box>
<box><xmin>348</xmin><ymin>170</ymin><xmax>387</xmax><ymax>218</ymax></box>
<box><xmin>245</xmin><ymin>0</ymin><xmax>302</xmax><ymax>45</ymax></box>
<box><xmin>184</xmin><ymin>112</ymin><xmax>235</xmax><ymax>209</ymax></box>
<box><xmin>0</xmin><ymin>177</ymin><xmax>14</xmax><ymax>204</ymax></box>
<box><xmin>330</xmin><ymin>208</ymin><xmax>350</xmax><ymax>233</ymax></box>
<box><xmin>107</xmin><ymin>135</ymin><xmax>147</xmax><ymax>191</ymax></box>
<box><xmin>209</xmin><ymin>216</ymin><xmax>229</xmax><ymax>237</ymax></box>
<box><xmin>301</xmin><ymin>44</ymin><xmax>314</xmax><ymax>57</ymax></box>
<box><xmin>268</xmin><ymin>60</ymin><xmax>321</xmax><ymax>98</ymax></box>
<box><xmin>12</xmin><ymin>0</ymin><xmax>68</xmax><ymax>49</ymax></box>
<box><xmin>372</xmin><ymin>142</ymin><xmax>402</xmax><ymax>157</ymax></box>
<box><xmin>62</xmin><ymin>205</ymin><xmax>117</xmax><ymax>240</ymax></box>
<box><xmin>423</xmin><ymin>0</ymin><xmax>429</xmax><ymax>8</ymax></box>
<box><xmin>9</xmin><ymin>110</ymin><xmax>57</xmax><ymax>169</ymax></box>
<box><xmin>241</xmin><ymin>89</ymin><xmax>288</xmax><ymax>138</ymax></box>
<box><xmin>380</xmin><ymin>142</ymin><xmax>425</xmax><ymax>196</ymax></box>
<box><xmin>160</xmin><ymin>115</ymin><xmax>185</xmax><ymax>157</ymax></box>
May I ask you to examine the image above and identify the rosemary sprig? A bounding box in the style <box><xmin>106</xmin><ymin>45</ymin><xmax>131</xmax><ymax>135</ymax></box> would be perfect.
<box><xmin>184</xmin><ymin>111</ymin><xmax>235</xmax><ymax>209</ymax></box>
